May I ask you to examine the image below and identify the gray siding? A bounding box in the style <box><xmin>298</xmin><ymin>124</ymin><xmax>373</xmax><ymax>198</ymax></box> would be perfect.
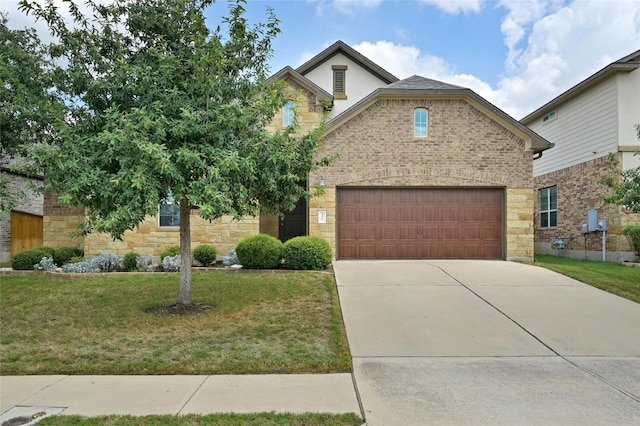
<box><xmin>532</xmin><ymin>76</ymin><xmax>619</xmax><ymax>176</ymax></box>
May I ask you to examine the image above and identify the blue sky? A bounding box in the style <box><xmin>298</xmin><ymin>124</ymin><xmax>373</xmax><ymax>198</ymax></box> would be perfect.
<box><xmin>5</xmin><ymin>0</ymin><xmax>640</xmax><ymax>118</ymax></box>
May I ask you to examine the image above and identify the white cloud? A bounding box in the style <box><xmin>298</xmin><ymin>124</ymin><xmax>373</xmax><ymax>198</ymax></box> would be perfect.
<box><xmin>352</xmin><ymin>40</ymin><xmax>498</xmax><ymax>103</ymax></box>
<box><xmin>497</xmin><ymin>0</ymin><xmax>640</xmax><ymax>118</ymax></box>
<box><xmin>308</xmin><ymin>0</ymin><xmax>382</xmax><ymax>16</ymax></box>
<box><xmin>419</xmin><ymin>0</ymin><xmax>484</xmax><ymax>14</ymax></box>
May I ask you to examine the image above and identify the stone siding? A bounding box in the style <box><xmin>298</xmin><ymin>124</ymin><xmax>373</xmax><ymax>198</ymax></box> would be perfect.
<box><xmin>310</xmin><ymin>98</ymin><xmax>535</xmax><ymax>260</ymax></box>
<box><xmin>534</xmin><ymin>154</ymin><xmax>639</xmax><ymax>261</ymax></box>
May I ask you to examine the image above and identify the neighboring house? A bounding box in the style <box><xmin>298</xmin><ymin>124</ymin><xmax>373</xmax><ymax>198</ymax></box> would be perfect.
<box><xmin>522</xmin><ymin>49</ymin><xmax>640</xmax><ymax>262</ymax></box>
<box><xmin>0</xmin><ymin>165</ymin><xmax>44</xmax><ymax>262</ymax></box>
<box><xmin>42</xmin><ymin>40</ymin><xmax>552</xmax><ymax>261</ymax></box>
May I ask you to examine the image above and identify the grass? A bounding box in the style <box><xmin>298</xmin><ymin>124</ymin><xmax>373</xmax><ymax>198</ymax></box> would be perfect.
<box><xmin>528</xmin><ymin>255</ymin><xmax>640</xmax><ymax>303</ymax></box>
<box><xmin>36</xmin><ymin>413</ymin><xmax>363</xmax><ymax>426</ymax></box>
<box><xmin>0</xmin><ymin>271</ymin><xmax>352</xmax><ymax>375</ymax></box>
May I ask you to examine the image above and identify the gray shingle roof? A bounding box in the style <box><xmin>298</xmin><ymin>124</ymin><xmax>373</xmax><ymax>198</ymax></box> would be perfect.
<box><xmin>386</xmin><ymin>75</ymin><xmax>465</xmax><ymax>91</ymax></box>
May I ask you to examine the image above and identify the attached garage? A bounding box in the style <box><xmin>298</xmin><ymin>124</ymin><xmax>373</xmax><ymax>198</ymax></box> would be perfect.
<box><xmin>337</xmin><ymin>188</ymin><xmax>503</xmax><ymax>260</ymax></box>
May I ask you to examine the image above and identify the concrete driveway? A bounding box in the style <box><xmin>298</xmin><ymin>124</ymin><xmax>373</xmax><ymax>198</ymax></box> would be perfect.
<box><xmin>334</xmin><ymin>260</ymin><xmax>640</xmax><ymax>425</ymax></box>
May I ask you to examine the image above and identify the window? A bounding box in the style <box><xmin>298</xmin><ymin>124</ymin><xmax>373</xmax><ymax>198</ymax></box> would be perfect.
<box><xmin>414</xmin><ymin>108</ymin><xmax>428</xmax><ymax>137</ymax></box>
<box><xmin>282</xmin><ymin>101</ymin><xmax>295</xmax><ymax>127</ymax></box>
<box><xmin>332</xmin><ymin>65</ymin><xmax>347</xmax><ymax>99</ymax></box>
<box><xmin>539</xmin><ymin>186</ymin><xmax>557</xmax><ymax>228</ymax></box>
<box><xmin>542</xmin><ymin>110</ymin><xmax>557</xmax><ymax>123</ymax></box>
<box><xmin>159</xmin><ymin>192</ymin><xmax>180</xmax><ymax>227</ymax></box>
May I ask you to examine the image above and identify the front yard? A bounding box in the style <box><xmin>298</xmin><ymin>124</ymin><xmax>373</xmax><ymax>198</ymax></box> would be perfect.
<box><xmin>529</xmin><ymin>255</ymin><xmax>640</xmax><ymax>304</ymax></box>
<box><xmin>0</xmin><ymin>271</ymin><xmax>352</xmax><ymax>375</ymax></box>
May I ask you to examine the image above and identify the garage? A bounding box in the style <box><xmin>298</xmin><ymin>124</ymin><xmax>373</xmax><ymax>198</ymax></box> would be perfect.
<box><xmin>337</xmin><ymin>188</ymin><xmax>503</xmax><ymax>260</ymax></box>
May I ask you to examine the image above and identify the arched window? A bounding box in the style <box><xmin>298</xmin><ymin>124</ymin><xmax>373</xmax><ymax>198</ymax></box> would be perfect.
<box><xmin>414</xmin><ymin>108</ymin><xmax>428</xmax><ymax>137</ymax></box>
<box><xmin>282</xmin><ymin>101</ymin><xmax>295</xmax><ymax>127</ymax></box>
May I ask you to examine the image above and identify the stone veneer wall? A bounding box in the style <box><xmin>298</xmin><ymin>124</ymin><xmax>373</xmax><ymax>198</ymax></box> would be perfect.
<box><xmin>309</xmin><ymin>98</ymin><xmax>536</xmax><ymax>260</ymax></box>
<box><xmin>534</xmin><ymin>154</ymin><xmax>639</xmax><ymax>262</ymax></box>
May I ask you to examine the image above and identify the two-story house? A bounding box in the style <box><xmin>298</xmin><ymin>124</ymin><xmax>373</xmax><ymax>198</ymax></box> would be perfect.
<box><xmin>42</xmin><ymin>41</ymin><xmax>552</xmax><ymax>261</ymax></box>
<box><xmin>522</xmin><ymin>49</ymin><xmax>640</xmax><ymax>262</ymax></box>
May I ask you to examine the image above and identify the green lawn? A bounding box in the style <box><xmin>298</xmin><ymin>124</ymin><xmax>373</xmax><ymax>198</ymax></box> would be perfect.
<box><xmin>529</xmin><ymin>255</ymin><xmax>640</xmax><ymax>303</ymax></box>
<box><xmin>0</xmin><ymin>271</ymin><xmax>352</xmax><ymax>375</ymax></box>
<box><xmin>36</xmin><ymin>413</ymin><xmax>363</xmax><ymax>426</ymax></box>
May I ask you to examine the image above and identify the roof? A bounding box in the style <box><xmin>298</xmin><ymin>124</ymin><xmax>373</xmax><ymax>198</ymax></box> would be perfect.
<box><xmin>296</xmin><ymin>40</ymin><xmax>399</xmax><ymax>84</ymax></box>
<box><xmin>265</xmin><ymin>66</ymin><xmax>333</xmax><ymax>103</ymax></box>
<box><xmin>521</xmin><ymin>49</ymin><xmax>640</xmax><ymax>124</ymax></box>
<box><xmin>326</xmin><ymin>75</ymin><xmax>554</xmax><ymax>153</ymax></box>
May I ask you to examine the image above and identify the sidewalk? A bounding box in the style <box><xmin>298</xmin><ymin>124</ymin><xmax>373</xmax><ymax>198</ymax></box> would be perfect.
<box><xmin>1</xmin><ymin>374</ymin><xmax>362</xmax><ymax>422</ymax></box>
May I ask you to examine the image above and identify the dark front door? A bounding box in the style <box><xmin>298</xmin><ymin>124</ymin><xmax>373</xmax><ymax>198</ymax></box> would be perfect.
<box><xmin>279</xmin><ymin>182</ymin><xmax>308</xmax><ymax>242</ymax></box>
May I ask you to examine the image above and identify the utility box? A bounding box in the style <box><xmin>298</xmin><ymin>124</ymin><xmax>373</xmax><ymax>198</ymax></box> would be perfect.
<box><xmin>587</xmin><ymin>210</ymin><xmax>599</xmax><ymax>232</ymax></box>
<box><xmin>598</xmin><ymin>219</ymin><xmax>608</xmax><ymax>231</ymax></box>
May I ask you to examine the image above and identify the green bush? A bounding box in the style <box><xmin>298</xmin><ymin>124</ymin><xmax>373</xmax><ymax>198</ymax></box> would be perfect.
<box><xmin>53</xmin><ymin>247</ymin><xmax>84</xmax><ymax>266</ymax></box>
<box><xmin>160</xmin><ymin>245</ymin><xmax>181</xmax><ymax>261</ymax></box>
<box><xmin>68</xmin><ymin>256</ymin><xmax>84</xmax><ymax>264</ymax></box>
<box><xmin>123</xmin><ymin>252</ymin><xmax>140</xmax><ymax>271</ymax></box>
<box><xmin>623</xmin><ymin>225</ymin><xmax>640</xmax><ymax>256</ymax></box>
<box><xmin>33</xmin><ymin>246</ymin><xmax>56</xmax><ymax>258</ymax></box>
<box><xmin>193</xmin><ymin>244</ymin><xmax>217</xmax><ymax>266</ymax></box>
<box><xmin>282</xmin><ymin>236</ymin><xmax>333</xmax><ymax>270</ymax></box>
<box><xmin>236</xmin><ymin>234</ymin><xmax>283</xmax><ymax>269</ymax></box>
<box><xmin>11</xmin><ymin>248</ymin><xmax>54</xmax><ymax>270</ymax></box>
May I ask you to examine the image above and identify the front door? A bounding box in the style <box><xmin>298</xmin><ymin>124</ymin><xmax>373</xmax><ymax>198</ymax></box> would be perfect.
<box><xmin>279</xmin><ymin>185</ymin><xmax>308</xmax><ymax>242</ymax></box>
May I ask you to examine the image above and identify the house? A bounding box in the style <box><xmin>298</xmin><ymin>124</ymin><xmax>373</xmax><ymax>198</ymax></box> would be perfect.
<box><xmin>522</xmin><ymin>49</ymin><xmax>640</xmax><ymax>262</ymax></box>
<box><xmin>42</xmin><ymin>40</ymin><xmax>552</xmax><ymax>261</ymax></box>
<box><xmin>0</xmin><ymin>165</ymin><xmax>44</xmax><ymax>262</ymax></box>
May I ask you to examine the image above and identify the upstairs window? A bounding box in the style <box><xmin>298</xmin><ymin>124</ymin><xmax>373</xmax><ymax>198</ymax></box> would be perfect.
<box><xmin>539</xmin><ymin>186</ymin><xmax>557</xmax><ymax>228</ymax></box>
<box><xmin>282</xmin><ymin>101</ymin><xmax>295</xmax><ymax>127</ymax></box>
<box><xmin>159</xmin><ymin>192</ymin><xmax>180</xmax><ymax>227</ymax></box>
<box><xmin>414</xmin><ymin>108</ymin><xmax>428</xmax><ymax>137</ymax></box>
<box><xmin>332</xmin><ymin>65</ymin><xmax>347</xmax><ymax>99</ymax></box>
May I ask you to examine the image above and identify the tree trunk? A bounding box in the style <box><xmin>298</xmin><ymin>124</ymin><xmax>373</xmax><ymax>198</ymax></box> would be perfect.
<box><xmin>177</xmin><ymin>196</ymin><xmax>192</xmax><ymax>305</ymax></box>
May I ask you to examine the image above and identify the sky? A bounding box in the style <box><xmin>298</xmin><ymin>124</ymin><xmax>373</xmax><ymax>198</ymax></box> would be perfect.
<box><xmin>4</xmin><ymin>0</ymin><xmax>640</xmax><ymax>119</ymax></box>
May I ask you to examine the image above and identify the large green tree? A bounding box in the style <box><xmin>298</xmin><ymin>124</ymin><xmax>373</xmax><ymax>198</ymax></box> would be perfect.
<box><xmin>0</xmin><ymin>13</ymin><xmax>61</xmax><ymax>212</ymax></box>
<box><xmin>20</xmin><ymin>0</ymin><xmax>328</xmax><ymax>304</ymax></box>
<box><xmin>602</xmin><ymin>125</ymin><xmax>640</xmax><ymax>212</ymax></box>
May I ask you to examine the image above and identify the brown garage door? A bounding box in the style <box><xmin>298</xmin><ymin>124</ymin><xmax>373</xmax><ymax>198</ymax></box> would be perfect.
<box><xmin>337</xmin><ymin>188</ymin><xmax>503</xmax><ymax>260</ymax></box>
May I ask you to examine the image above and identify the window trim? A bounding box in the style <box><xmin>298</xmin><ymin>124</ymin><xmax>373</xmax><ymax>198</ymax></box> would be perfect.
<box><xmin>158</xmin><ymin>192</ymin><xmax>180</xmax><ymax>228</ymax></box>
<box><xmin>539</xmin><ymin>186</ymin><xmax>558</xmax><ymax>228</ymax></box>
<box><xmin>414</xmin><ymin>108</ymin><xmax>428</xmax><ymax>138</ymax></box>
<box><xmin>332</xmin><ymin>65</ymin><xmax>347</xmax><ymax>100</ymax></box>
<box><xmin>282</xmin><ymin>101</ymin><xmax>295</xmax><ymax>127</ymax></box>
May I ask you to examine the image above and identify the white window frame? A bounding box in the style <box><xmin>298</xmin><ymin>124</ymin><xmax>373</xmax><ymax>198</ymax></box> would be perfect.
<box><xmin>159</xmin><ymin>192</ymin><xmax>180</xmax><ymax>228</ymax></box>
<box><xmin>539</xmin><ymin>186</ymin><xmax>557</xmax><ymax>228</ymax></box>
<box><xmin>282</xmin><ymin>101</ymin><xmax>295</xmax><ymax>127</ymax></box>
<box><xmin>414</xmin><ymin>108</ymin><xmax>428</xmax><ymax>138</ymax></box>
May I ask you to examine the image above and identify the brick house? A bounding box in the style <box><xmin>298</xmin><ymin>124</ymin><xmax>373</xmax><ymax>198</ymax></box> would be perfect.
<box><xmin>42</xmin><ymin>41</ymin><xmax>552</xmax><ymax>261</ymax></box>
<box><xmin>522</xmin><ymin>49</ymin><xmax>640</xmax><ymax>262</ymax></box>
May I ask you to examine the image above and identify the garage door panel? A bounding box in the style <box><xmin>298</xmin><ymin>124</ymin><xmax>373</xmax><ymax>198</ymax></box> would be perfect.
<box><xmin>338</xmin><ymin>188</ymin><xmax>503</xmax><ymax>260</ymax></box>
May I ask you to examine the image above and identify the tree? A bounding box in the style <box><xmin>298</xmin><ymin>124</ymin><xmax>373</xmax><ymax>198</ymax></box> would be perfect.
<box><xmin>20</xmin><ymin>0</ymin><xmax>329</xmax><ymax>305</ymax></box>
<box><xmin>602</xmin><ymin>125</ymin><xmax>640</xmax><ymax>212</ymax></box>
<box><xmin>0</xmin><ymin>13</ymin><xmax>62</xmax><ymax>212</ymax></box>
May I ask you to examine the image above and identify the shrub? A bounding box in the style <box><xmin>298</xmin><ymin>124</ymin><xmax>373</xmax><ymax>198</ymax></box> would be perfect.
<box><xmin>123</xmin><ymin>252</ymin><xmax>140</xmax><ymax>271</ymax></box>
<box><xmin>235</xmin><ymin>234</ymin><xmax>283</xmax><ymax>269</ymax></box>
<box><xmin>282</xmin><ymin>236</ymin><xmax>333</xmax><ymax>270</ymax></box>
<box><xmin>68</xmin><ymin>256</ymin><xmax>84</xmax><ymax>264</ymax></box>
<box><xmin>162</xmin><ymin>255</ymin><xmax>181</xmax><ymax>272</ymax></box>
<box><xmin>222</xmin><ymin>248</ymin><xmax>239</xmax><ymax>266</ymax></box>
<box><xmin>193</xmin><ymin>244</ymin><xmax>217</xmax><ymax>266</ymax></box>
<box><xmin>11</xmin><ymin>248</ymin><xmax>53</xmax><ymax>270</ymax></box>
<box><xmin>61</xmin><ymin>252</ymin><xmax>123</xmax><ymax>273</ymax></box>
<box><xmin>137</xmin><ymin>255</ymin><xmax>158</xmax><ymax>272</ymax></box>
<box><xmin>160</xmin><ymin>245</ymin><xmax>181</xmax><ymax>261</ymax></box>
<box><xmin>623</xmin><ymin>225</ymin><xmax>640</xmax><ymax>256</ymax></box>
<box><xmin>34</xmin><ymin>257</ymin><xmax>57</xmax><ymax>272</ymax></box>
<box><xmin>53</xmin><ymin>247</ymin><xmax>84</xmax><ymax>266</ymax></box>
<box><xmin>34</xmin><ymin>246</ymin><xmax>56</xmax><ymax>258</ymax></box>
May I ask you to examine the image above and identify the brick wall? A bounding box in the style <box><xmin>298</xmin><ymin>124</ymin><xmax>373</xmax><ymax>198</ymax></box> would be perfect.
<box><xmin>0</xmin><ymin>171</ymin><xmax>44</xmax><ymax>262</ymax></box>
<box><xmin>534</xmin><ymin>154</ymin><xmax>639</xmax><ymax>261</ymax></box>
<box><xmin>309</xmin><ymin>98</ymin><xmax>535</xmax><ymax>259</ymax></box>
